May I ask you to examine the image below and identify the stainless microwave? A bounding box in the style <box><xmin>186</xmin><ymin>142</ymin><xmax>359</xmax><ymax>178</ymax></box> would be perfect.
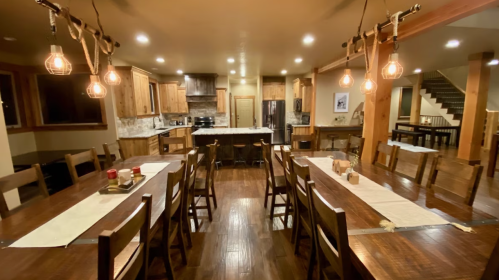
<box><xmin>294</xmin><ymin>99</ymin><xmax>302</xmax><ymax>112</ymax></box>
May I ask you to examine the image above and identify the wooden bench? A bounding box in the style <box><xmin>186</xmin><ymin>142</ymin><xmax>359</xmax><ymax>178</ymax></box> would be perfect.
<box><xmin>420</xmin><ymin>129</ymin><xmax>452</xmax><ymax>146</ymax></box>
<box><xmin>391</xmin><ymin>129</ymin><xmax>424</xmax><ymax>146</ymax></box>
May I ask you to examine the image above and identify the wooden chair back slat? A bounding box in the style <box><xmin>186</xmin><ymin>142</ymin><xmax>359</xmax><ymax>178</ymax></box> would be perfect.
<box><xmin>291</xmin><ymin>133</ymin><xmax>316</xmax><ymax>151</ymax></box>
<box><xmin>307</xmin><ymin>181</ymin><xmax>352</xmax><ymax>279</ymax></box>
<box><xmin>165</xmin><ymin>161</ymin><xmax>186</xmax><ymax>220</ymax></box>
<box><xmin>65</xmin><ymin>148</ymin><xmax>102</xmax><ymax>184</ymax></box>
<box><xmin>344</xmin><ymin>134</ymin><xmax>365</xmax><ymax>158</ymax></box>
<box><xmin>160</xmin><ymin>136</ymin><xmax>187</xmax><ymax>155</ymax></box>
<box><xmin>482</xmin><ymin>238</ymin><xmax>499</xmax><ymax>280</ymax></box>
<box><xmin>103</xmin><ymin>141</ymin><xmax>125</xmax><ymax>168</ymax></box>
<box><xmin>185</xmin><ymin>149</ymin><xmax>199</xmax><ymax>193</ymax></box>
<box><xmin>291</xmin><ymin>157</ymin><xmax>310</xmax><ymax>207</ymax></box>
<box><xmin>98</xmin><ymin>194</ymin><xmax>152</xmax><ymax>280</ymax></box>
<box><xmin>372</xmin><ymin>142</ymin><xmax>399</xmax><ymax>171</ymax></box>
<box><xmin>206</xmin><ymin>140</ymin><xmax>218</xmax><ymax>186</ymax></box>
<box><xmin>392</xmin><ymin>148</ymin><xmax>428</xmax><ymax>184</ymax></box>
<box><xmin>426</xmin><ymin>155</ymin><xmax>483</xmax><ymax>206</ymax></box>
<box><xmin>0</xmin><ymin>164</ymin><xmax>49</xmax><ymax>219</ymax></box>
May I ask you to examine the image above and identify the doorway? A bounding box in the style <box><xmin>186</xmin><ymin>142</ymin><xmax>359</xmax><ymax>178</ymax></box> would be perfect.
<box><xmin>235</xmin><ymin>96</ymin><xmax>255</xmax><ymax>127</ymax></box>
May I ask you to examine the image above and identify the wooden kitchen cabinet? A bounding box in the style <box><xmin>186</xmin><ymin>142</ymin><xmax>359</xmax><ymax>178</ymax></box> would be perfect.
<box><xmin>302</xmin><ymin>85</ymin><xmax>313</xmax><ymax>112</ymax></box>
<box><xmin>177</xmin><ymin>88</ymin><xmax>188</xmax><ymax>113</ymax></box>
<box><xmin>262</xmin><ymin>83</ymin><xmax>285</xmax><ymax>100</ymax></box>
<box><xmin>114</xmin><ymin>66</ymin><xmax>152</xmax><ymax>118</ymax></box>
<box><xmin>159</xmin><ymin>82</ymin><xmax>188</xmax><ymax>114</ymax></box>
<box><xmin>293</xmin><ymin>78</ymin><xmax>301</xmax><ymax>99</ymax></box>
<box><xmin>186</xmin><ymin>127</ymin><xmax>193</xmax><ymax>148</ymax></box>
<box><xmin>216</xmin><ymin>88</ymin><xmax>226</xmax><ymax>113</ymax></box>
<box><xmin>120</xmin><ymin>135</ymin><xmax>159</xmax><ymax>158</ymax></box>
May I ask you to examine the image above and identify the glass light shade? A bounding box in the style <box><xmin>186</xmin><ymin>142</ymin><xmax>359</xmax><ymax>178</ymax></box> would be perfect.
<box><xmin>382</xmin><ymin>53</ymin><xmax>403</xmax><ymax>79</ymax></box>
<box><xmin>87</xmin><ymin>75</ymin><xmax>107</xmax><ymax>98</ymax></box>
<box><xmin>104</xmin><ymin>65</ymin><xmax>121</xmax><ymax>85</ymax></box>
<box><xmin>45</xmin><ymin>45</ymin><xmax>72</xmax><ymax>75</ymax></box>
<box><xmin>339</xmin><ymin>68</ymin><xmax>354</xmax><ymax>88</ymax></box>
<box><xmin>360</xmin><ymin>72</ymin><xmax>377</xmax><ymax>95</ymax></box>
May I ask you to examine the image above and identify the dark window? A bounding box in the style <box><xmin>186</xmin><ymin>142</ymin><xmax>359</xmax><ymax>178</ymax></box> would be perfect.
<box><xmin>37</xmin><ymin>74</ymin><xmax>102</xmax><ymax>124</ymax></box>
<box><xmin>398</xmin><ymin>87</ymin><xmax>412</xmax><ymax>119</ymax></box>
<box><xmin>0</xmin><ymin>73</ymin><xmax>20</xmax><ymax>127</ymax></box>
<box><xmin>149</xmin><ymin>83</ymin><xmax>155</xmax><ymax>114</ymax></box>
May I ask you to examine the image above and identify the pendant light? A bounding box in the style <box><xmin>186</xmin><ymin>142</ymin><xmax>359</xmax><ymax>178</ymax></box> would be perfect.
<box><xmin>360</xmin><ymin>25</ymin><xmax>379</xmax><ymax>95</ymax></box>
<box><xmin>360</xmin><ymin>72</ymin><xmax>377</xmax><ymax>95</ymax></box>
<box><xmin>45</xmin><ymin>45</ymin><xmax>72</xmax><ymax>75</ymax></box>
<box><xmin>87</xmin><ymin>75</ymin><xmax>107</xmax><ymax>98</ymax></box>
<box><xmin>382</xmin><ymin>12</ymin><xmax>403</xmax><ymax>79</ymax></box>
<box><xmin>339</xmin><ymin>39</ymin><xmax>354</xmax><ymax>88</ymax></box>
<box><xmin>104</xmin><ymin>57</ymin><xmax>121</xmax><ymax>85</ymax></box>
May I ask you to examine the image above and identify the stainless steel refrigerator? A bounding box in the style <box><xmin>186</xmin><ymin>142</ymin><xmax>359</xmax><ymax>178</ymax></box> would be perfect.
<box><xmin>262</xmin><ymin>100</ymin><xmax>285</xmax><ymax>144</ymax></box>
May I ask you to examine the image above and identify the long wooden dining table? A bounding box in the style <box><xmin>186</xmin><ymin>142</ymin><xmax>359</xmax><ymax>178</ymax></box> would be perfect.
<box><xmin>274</xmin><ymin>150</ymin><xmax>499</xmax><ymax>280</ymax></box>
<box><xmin>0</xmin><ymin>154</ymin><xmax>204</xmax><ymax>280</ymax></box>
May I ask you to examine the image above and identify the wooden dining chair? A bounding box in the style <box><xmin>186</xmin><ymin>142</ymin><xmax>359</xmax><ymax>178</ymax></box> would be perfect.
<box><xmin>426</xmin><ymin>155</ymin><xmax>483</xmax><ymax>206</ymax></box>
<box><xmin>183</xmin><ymin>149</ymin><xmax>199</xmax><ymax>245</ymax></box>
<box><xmin>291</xmin><ymin>157</ymin><xmax>315</xmax><ymax>280</ymax></box>
<box><xmin>482</xmin><ymin>237</ymin><xmax>499</xmax><ymax>280</ymax></box>
<box><xmin>261</xmin><ymin>140</ymin><xmax>290</xmax><ymax>220</ymax></box>
<box><xmin>0</xmin><ymin>164</ymin><xmax>49</xmax><ymax>219</ymax></box>
<box><xmin>307</xmin><ymin>180</ymin><xmax>353</xmax><ymax>280</ymax></box>
<box><xmin>291</xmin><ymin>133</ymin><xmax>316</xmax><ymax>151</ymax></box>
<box><xmin>65</xmin><ymin>148</ymin><xmax>102</xmax><ymax>184</ymax></box>
<box><xmin>344</xmin><ymin>134</ymin><xmax>365</xmax><ymax>158</ymax></box>
<box><xmin>160</xmin><ymin>135</ymin><xmax>187</xmax><ymax>155</ymax></box>
<box><xmin>392</xmin><ymin>148</ymin><xmax>428</xmax><ymax>184</ymax></box>
<box><xmin>150</xmin><ymin>161</ymin><xmax>188</xmax><ymax>280</ymax></box>
<box><xmin>372</xmin><ymin>141</ymin><xmax>399</xmax><ymax>171</ymax></box>
<box><xmin>98</xmin><ymin>194</ymin><xmax>152</xmax><ymax>280</ymax></box>
<box><xmin>103</xmin><ymin>141</ymin><xmax>125</xmax><ymax>168</ymax></box>
<box><xmin>194</xmin><ymin>141</ymin><xmax>218</xmax><ymax>222</ymax></box>
<box><xmin>280</xmin><ymin>146</ymin><xmax>298</xmax><ymax>242</ymax></box>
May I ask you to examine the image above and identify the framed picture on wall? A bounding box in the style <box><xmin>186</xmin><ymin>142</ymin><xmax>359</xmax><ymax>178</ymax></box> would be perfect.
<box><xmin>334</xmin><ymin>92</ymin><xmax>349</xmax><ymax>113</ymax></box>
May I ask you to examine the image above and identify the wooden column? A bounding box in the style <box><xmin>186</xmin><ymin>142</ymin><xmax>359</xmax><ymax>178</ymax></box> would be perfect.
<box><xmin>362</xmin><ymin>43</ymin><xmax>394</xmax><ymax>163</ymax></box>
<box><xmin>458</xmin><ymin>52</ymin><xmax>494</xmax><ymax>164</ymax></box>
<box><xmin>310</xmin><ymin>68</ymin><xmax>318</xmax><ymax>135</ymax></box>
<box><xmin>410</xmin><ymin>73</ymin><xmax>423</xmax><ymax>124</ymax></box>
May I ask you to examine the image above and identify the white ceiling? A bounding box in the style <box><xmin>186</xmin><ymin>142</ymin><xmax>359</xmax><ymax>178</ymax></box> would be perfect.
<box><xmin>0</xmin><ymin>0</ymin><xmax>454</xmax><ymax>81</ymax></box>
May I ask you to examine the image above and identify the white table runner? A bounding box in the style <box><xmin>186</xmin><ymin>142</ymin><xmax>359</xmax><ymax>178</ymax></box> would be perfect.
<box><xmin>388</xmin><ymin>140</ymin><xmax>438</xmax><ymax>153</ymax></box>
<box><xmin>10</xmin><ymin>162</ymin><xmax>169</xmax><ymax>248</ymax></box>
<box><xmin>307</xmin><ymin>157</ymin><xmax>449</xmax><ymax>228</ymax></box>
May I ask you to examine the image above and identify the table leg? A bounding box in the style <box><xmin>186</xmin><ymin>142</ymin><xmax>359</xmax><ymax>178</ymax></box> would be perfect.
<box><xmin>455</xmin><ymin>127</ymin><xmax>461</xmax><ymax>147</ymax></box>
<box><xmin>487</xmin><ymin>134</ymin><xmax>498</xmax><ymax>177</ymax></box>
<box><xmin>430</xmin><ymin>129</ymin><xmax>436</xmax><ymax>149</ymax></box>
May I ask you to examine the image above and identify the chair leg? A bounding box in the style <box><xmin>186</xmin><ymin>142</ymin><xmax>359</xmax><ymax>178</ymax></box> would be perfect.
<box><xmin>264</xmin><ymin>181</ymin><xmax>270</xmax><ymax>208</ymax></box>
<box><xmin>283</xmin><ymin>192</ymin><xmax>290</xmax><ymax>225</ymax></box>
<box><xmin>270</xmin><ymin>188</ymin><xmax>277</xmax><ymax>220</ymax></box>
<box><xmin>190</xmin><ymin>198</ymin><xmax>199</xmax><ymax>231</ymax></box>
<box><xmin>205</xmin><ymin>188</ymin><xmax>213</xmax><ymax>222</ymax></box>
<box><xmin>294</xmin><ymin>220</ymin><xmax>302</xmax><ymax>255</ymax></box>
<box><xmin>162</xmin><ymin>242</ymin><xmax>176</xmax><ymax>280</ymax></box>
<box><xmin>177</xmin><ymin>228</ymin><xmax>188</xmax><ymax>265</ymax></box>
<box><xmin>211</xmin><ymin>183</ymin><xmax>217</xmax><ymax>209</ymax></box>
<box><xmin>307</xmin><ymin>243</ymin><xmax>316</xmax><ymax>280</ymax></box>
<box><xmin>290</xmin><ymin>203</ymin><xmax>298</xmax><ymax>243</ymax></box>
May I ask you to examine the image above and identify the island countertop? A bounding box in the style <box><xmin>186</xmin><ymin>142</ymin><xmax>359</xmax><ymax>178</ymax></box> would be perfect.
<box><xmin>192</xmin><ymin>127</ymin><xmax>273</xmax><ymax>135</ymax></box>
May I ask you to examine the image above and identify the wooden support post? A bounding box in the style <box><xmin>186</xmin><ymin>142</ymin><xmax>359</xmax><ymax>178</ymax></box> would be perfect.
<box><xmin>310</xmin><ymin>68</ymin><xmax>318</xmax><ymax>136</ymax></box>
<box><xmin>362</xmin><ymin>43</ymin><xmax>394</xmax><ymax>163</ymax></box>
<box><xmin>484</xmin><ymin>111</ymin><xmax>499</xmax><ymax>151</ymax></box>
<box><xmin>410</xmin><ymin>73</ymin><xmax>423</xmax><ymax>124</ymax></box>
<box><xmin>458</xmin><ymin>52</ymin><xmax>494</xmax><ymax>164</ymax></box>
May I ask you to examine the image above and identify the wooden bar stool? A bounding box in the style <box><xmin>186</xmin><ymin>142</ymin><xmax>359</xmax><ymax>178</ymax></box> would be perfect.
<box><xmin>206</xmin><ymin>143</ymin><xmax>222</xmax><ymax>169</ymax></box>
<box><xmin>233</xmin><ymin>144</ymin><xmax>247</xmax><ymax>167</ymax></box>
<box><xmin>325</xmin><ymin>134</ymin><xmax>338</xmax><ymax>151</ymax></box>
<box><xmin>252</xmin><ymin>142</ymin><xmax>264</xmax><ymax>167</ymax></box>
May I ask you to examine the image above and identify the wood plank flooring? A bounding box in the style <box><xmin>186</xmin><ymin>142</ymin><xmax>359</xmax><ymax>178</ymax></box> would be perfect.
<box><xmin>148</xmin><ymin>143</ymin><xmax>499</xmax><ymax>280</ymax></box>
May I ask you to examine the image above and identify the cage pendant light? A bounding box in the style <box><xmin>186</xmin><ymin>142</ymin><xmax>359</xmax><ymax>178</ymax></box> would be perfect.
<box><xmin>360</xmin><ymin>25</ymin><xmax>379</xmax><ymax>95</ymax></box>
<box><xmin>339</xmin><ymin>39</ymin><xmax>354</xmax><ymax>88</ymax></box>
<box><xmin>45</xmin><ymin>45</ymin><xmax>72</xmax><ymax>75</ymax></box>
<box><xmin>104</xmin><ymin>65</ymin><xmax>121</xmax><ymax>85</ymax></box>
<box><xmin>382</xmin><ymin>12</ymin><xmax>404</xmax><ymax>79</ymax></box>
<box><xmin>360</xmin><ymin>72</ymin><xmax>377</xmax><ymax>95</ymax></box>
<box><xmin>87</xmin><ymin>75</ymin><xmax>107</xmax><ymax>98</ymax></box>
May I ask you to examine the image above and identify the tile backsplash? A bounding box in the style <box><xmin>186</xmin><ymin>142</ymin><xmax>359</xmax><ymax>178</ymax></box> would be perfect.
<box><xmin>286</xmin><ymin>111</ymin><xmax>310</xmax><ymax>125</ymax></box>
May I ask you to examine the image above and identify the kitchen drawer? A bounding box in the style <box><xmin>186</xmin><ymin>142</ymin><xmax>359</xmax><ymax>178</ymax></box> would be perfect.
<box><xmin>148</xmin><ymin>136</ymin><xmax>159</xmax><ymax>155</ymax></box>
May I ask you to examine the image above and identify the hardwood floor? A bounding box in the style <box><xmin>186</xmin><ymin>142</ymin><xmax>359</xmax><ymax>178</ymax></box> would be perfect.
<box><xmin>148</xmin><ymin>142</ymin><xmax>499</xmax><ymax>279</ymax></box>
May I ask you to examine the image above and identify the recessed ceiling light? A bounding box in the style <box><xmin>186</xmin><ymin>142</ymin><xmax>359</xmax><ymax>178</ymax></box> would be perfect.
<box><xmin>151</xmin><ymin>68</ymin><xmax>158</xmax><ymax>70</ymax></box>
<box><xmin>295</xmin><ymin>58</ymin><xmax>303</xmax><ymax>63</ymax></box>
<box><xmin>241</xmin><ymin>79</ymin><xmax>246</xmax><ymax>84</ymax></box>
<box><xmin>156</xmin><ymin>57</ymin><xmax>165</xmax><ymax>63</ymax></box>
<box><xmin>488</xmin><ymin>59</ymin><xmax>499</xmax><ymax>66</ymax></box>
<box><xmin>303</xmin><ymin>35</ymin><xmax>314</xmax><ymax>45</ymax></box>
<box><xmin>227</xmin><ymin>58</ymin><xmax>235</xmax><ymax>63</ymax></box>
<box><xmin>445</xmin><ymin>40</ymin><xmax>460</xmax><ymax>48</ymax></box>
<box><xmin>230</xmin><ymin>70</ymin><xmax>236</xmax><ymax>74</ymax></box>
<box><xmin>414</xmin><ymin>68</ymin><xmax>422</xmax><ymax>73</ymax></box>
<box><xmin>136</xmin><ymin>35</ymin><xmax>149</xmax><ymax>43</ymax></box>
<box><xmin>281</xmin><ymin>70</ymin><xmax>287</xmax><ymax>75</ymax></box>
<box><xmin>177</xmin><ymin>70</ymin><xmax>183</xmax><ymax>74</ymax></box>
<box><xmin>3</xmin><ymin>37</ymin><xmax>16</xmax><ymax>41</ymax></box>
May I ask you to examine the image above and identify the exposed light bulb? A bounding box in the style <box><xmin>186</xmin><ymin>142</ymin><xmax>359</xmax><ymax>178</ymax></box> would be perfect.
<box><xmin>339</xmin><ymin>69</ymin><xmax>354</xmax><ymax>88</ymax></box>
<box><xmin>382</xmin><ymin>53</ymin><xmax>403</xmax><ymax>79</ymax></box>
<box><xmin>87</xmin><ymin>75</ymin><xmax>107</xmax><ymax>98</ymax></box>
<box><xmin>360</xmin><ymin>73</ymin><xmax>377</xmax><ymax>95</ymax></box>
<box><xmin>45</xmin><ymin>45</ymin><xmax>72</xmax><ymax>75</ymax></box>
<box><xmin>104</xmin><ymin>65</ymin><xmax>121</xmax><ymax>86</ymax></box>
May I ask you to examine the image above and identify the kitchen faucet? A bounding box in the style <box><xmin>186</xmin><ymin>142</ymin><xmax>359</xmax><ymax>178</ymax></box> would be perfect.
<box><xmin>153</xmin><ymin>116</ymin><xmax>162</xmax><ymax>129</ymax></box>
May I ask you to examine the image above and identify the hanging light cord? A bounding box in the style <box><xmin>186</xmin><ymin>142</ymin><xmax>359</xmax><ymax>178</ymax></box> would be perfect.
<box><xmin>383</xmin><ymin>0</ymin><xmax>391</xmax><ymax>19</ymax></box>
<box><xmin>91</xmin><ymin>0</ymin><xmax>115</xmax><ymax>57</ymax></box>
<box><xmin>356</xmin><ymin>0</ymin><xmax>369</xmax><ymax>37</ymax></box>
<box><xmin>362</xmin><ymin>24</ymin><xmax>379</xmax><ymax>74</ymax></box>
<box><xmin>346</xmin><ymin>38</ymin><xmax>353</xmax><ymax>68</ymax></box>
<box><xmin>391</xmin><ymin>11</ymin><xmax>403</xmax><ymax>51</ymax></box>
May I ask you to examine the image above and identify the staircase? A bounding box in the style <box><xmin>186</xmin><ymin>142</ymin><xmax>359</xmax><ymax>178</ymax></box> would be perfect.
<box><xmin>421</xmin><ymin>71</ymin><xmax>465</xmax><ymax>124</ymax></box>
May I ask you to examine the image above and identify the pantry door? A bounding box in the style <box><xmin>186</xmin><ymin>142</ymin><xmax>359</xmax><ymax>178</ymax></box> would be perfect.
<box><xmin>235</xmin><ymin>96</ymin><xmax>255</xmax><ymax>128</ymax></box>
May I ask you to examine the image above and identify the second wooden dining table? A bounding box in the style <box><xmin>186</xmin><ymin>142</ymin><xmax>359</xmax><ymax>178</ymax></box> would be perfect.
<box><xmin>0</xmin><ymin>153</ymin><xmax>204</xmax><ymax>280</ymax></box>
<box><xmin>274</xmin><ymin>150</ymin><xmax>498</xmax><ymax>280</ymax></box>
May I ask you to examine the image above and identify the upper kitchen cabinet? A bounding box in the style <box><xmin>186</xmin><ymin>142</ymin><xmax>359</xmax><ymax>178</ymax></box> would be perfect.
<box><xmin>294</xmin><ymin>78</ymin><xmax>313</xmax><ymax>112</ymax></box>
<box><xmin>216</xmin><ymin>88</ymin><xmax>226</xmax><ymax>113</ymax></box>
<box><xmin>159</xmin><ymin>81</ymin><xmax>187</xmax><ymax>114</ymax></box>
<box><xmin>293</xmin><ymin>78</ymin><xmax>302</xmax><ymax>99</ymax></box>
<box><xmin>262</xmin><ymin>83</ymin><xmax>285</xmax><ymax>100</ymax></box>
<box><xmin>114</xmin><ymin>66</ymin><xmax>155</xmax><ymax>118</ymax></box>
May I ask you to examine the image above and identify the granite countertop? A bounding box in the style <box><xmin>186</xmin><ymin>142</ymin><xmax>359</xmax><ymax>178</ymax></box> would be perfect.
<box><xmin>192</xmin><ymin>127</ymin><xmax>273</xmax><ymax>135</ymax></box>
<box><xmin>292</xmin><ymin>124</ymin><xmax>310</xmax><ymax>127</ymax></box>
<box><xmin>119</xmin><ymin>125</ymin><xmax>192</xmax><ymax>139</ymax></box>
<box><xmin>315</xmin><ymin>125</ymin><xmax>363</xmax><ymax>128</ymax></box>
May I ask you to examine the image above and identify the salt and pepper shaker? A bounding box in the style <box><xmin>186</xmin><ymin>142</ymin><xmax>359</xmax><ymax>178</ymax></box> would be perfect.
<box><xmin>107</xmin><ymin>169</ymin><xmax>118</xmax><ymax>186</ymax></box>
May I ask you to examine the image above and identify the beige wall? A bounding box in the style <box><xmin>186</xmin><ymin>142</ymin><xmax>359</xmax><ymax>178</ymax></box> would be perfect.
<box><xmin>230</xmin><ymin>83</ymin><xmax>258</xmax><ymax>127</ymax></box>
<box><xmin>315</xmin><ymin>68</ymin><xmax>366</xmax><ymax>126</ymax></box>
<box><xmin>8</xmin><ymin>132</ymin><xmax>37</xmax><ymax>156</ymax></box>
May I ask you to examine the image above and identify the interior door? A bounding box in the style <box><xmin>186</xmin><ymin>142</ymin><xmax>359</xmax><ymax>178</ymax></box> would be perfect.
<box><xmin>236</xmin><ymin>98</ymin><xmax>254</xmax><ymax>127</ymax></box>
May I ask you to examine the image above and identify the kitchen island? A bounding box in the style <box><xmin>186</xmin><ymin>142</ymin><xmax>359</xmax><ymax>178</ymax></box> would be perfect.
<box><xmin>192</xmin><ymin>128</ymin><xmax>273</xmax><ymax>164</ymax></box>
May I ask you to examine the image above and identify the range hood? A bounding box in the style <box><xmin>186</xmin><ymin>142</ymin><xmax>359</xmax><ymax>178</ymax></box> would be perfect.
<box><xmin>185</xmin><ymin>73</ymin><xmax>218</xmax><ymax>102</ymax></box>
